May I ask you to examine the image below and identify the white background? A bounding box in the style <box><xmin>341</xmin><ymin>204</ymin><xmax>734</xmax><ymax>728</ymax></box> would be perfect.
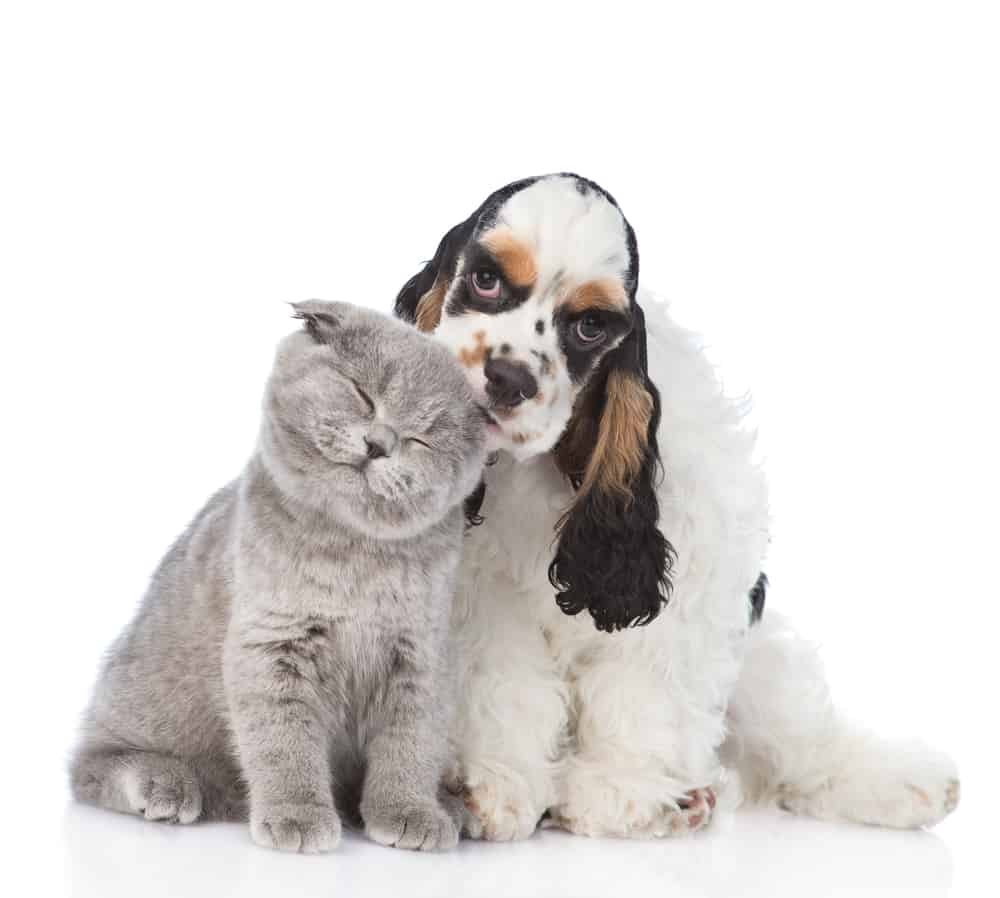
<box><xmin>2</xmin><ymin>2</ymin><xmax>997</xmax><ymax>896</ymax></box>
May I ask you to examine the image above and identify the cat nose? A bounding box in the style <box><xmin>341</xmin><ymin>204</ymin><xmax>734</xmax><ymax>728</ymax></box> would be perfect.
<box><xmin>484</xmin><ymin>357</ymin><xmax>538</xmax><ymax>409</ymax></box>
<box><xmin>364</xmin><ymin>423</ymin><xmax>398</xmax><ymax>460</ymax></box>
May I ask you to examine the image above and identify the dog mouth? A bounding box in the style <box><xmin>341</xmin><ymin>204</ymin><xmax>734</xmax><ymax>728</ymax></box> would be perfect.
<box><xmin>470</xmin><ymin>386</ymin><xmax>517</xmax><ymax>428</ymax></box>
<box><xmin>480</xmin><ymin>404</ymin><xmax>519</xmax><ymax>452</ymax></box>
<box><xmin>490</xmin><ymin>401</ymin><xmax>522</xmax><ymax>419</ymax></box>
<box><xmin>485</xmin><ymin>413</ymin><xmax>505</xmax><ymax>440</ymax></box>
<box><xmin>484</xmin><ymin>401</ymin><xmax>529</xmax><ymax>443</ymax></box>
<box><xmin>467</xmin><ymin>374</ymin><xmax>531</xmax><ymax>446</ymax></box>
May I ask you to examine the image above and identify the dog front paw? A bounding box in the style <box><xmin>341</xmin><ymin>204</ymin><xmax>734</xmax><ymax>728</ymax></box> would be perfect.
<box><xmin>461</xmin><ymin>766</ymin><xmax>543</xmax><ymax>841</ymax></box>
<box><xmin>553</xmin><ymin>767</ymin><xmax>716</xmax><ymax>838</ymax></box>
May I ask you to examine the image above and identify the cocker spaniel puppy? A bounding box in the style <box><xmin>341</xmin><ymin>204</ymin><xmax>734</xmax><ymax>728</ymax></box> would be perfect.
<box><xmin>395</xmin><ymin>173</ymin><xmax>959</xmax><ymax>839</ymax></box>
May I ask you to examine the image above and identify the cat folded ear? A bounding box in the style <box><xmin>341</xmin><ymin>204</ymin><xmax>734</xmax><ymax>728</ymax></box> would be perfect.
<box><xmin>290</xmin><ymin>300</ymin><xmax>345</xmax><ymax>343</ymax></box>
<box><xmin>550</xmin><ymin>302</ymin><xmax>675</xmax><ymax>632</ymax></box>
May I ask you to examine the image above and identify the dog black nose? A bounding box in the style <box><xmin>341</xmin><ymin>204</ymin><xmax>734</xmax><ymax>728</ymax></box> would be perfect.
<box><xmin>484</xmin><ymin>357</ymin><xmax>538</xmax><ymax>408</ymax></box>
<box><xmin>364</xmin><ymin>437</ymin><xmax>388</xmax><ymax>460</ymax></box>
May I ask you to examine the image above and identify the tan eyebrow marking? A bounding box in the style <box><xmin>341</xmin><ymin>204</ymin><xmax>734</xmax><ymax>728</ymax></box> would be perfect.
<box><xmin>479</xmin><ymin>229</ymin><xmax>538</xmax><ymax>289</ymax></box>
<box><xmin>560</xmin><ymin>277</ymin><xmax>629</xmax><ymax>315</ymax></box>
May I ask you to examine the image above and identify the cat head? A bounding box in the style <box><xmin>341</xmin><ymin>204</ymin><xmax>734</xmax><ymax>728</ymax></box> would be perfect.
<box><xmin>260</xmin><ymin>300</ymin><xmax>488</xmax><ymax>539</ymax></box>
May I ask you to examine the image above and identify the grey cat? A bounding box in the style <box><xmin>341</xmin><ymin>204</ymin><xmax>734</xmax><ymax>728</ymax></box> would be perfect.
<box><xmin>70</xmin><ymin>301</ymin><xmax>487</xmax><ymax>853</ymax></box>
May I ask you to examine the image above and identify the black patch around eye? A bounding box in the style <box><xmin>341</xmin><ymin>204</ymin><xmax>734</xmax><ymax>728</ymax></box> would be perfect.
<box><xmin>445</xmin><ymin>244</ymin><xmax>532</xmax><ymax>317</ymax></box>
<box><xmin>554</xmin><ymin>308</ymin><xmax>633</xmax><ymax>383</ymax></box>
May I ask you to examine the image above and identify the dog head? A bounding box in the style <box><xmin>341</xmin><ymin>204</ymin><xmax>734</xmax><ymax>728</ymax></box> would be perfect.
<box><xmin>395</xmin><ymin>173</ymin><xmax>673</xmax><ymax>631</ymax></box>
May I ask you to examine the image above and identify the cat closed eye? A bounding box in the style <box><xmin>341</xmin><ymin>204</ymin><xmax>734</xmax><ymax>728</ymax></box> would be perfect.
<box><xmin>405</xmin><ymin>436</ymin><xmax>432</xmax><ymax>450</ymax></box>
<box><xmin>350</xmin><ymin>380</ymin><xmax>375</xmax><ymax>412</ymax></box>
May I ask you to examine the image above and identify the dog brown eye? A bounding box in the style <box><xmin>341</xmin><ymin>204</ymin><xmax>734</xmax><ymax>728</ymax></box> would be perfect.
<box><xmin>470</xmin><ymin>269</ymin><xmax>501</xmax><ymax>300</ymax></box>
<box><xmin>576</xmin><ymin>313</ymin><xmax>606</xmax><ymax>344</ymax></box>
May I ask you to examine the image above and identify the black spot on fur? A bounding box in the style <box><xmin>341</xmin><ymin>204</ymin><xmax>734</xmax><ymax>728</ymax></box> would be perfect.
<box><xmin>464</xmin><ymin>479</ymin><xmax>486</xmax><ymax>527</ymax></box>
<box><xmin>749</xmin><ymin>573</ymin><xmax>767</xmax><ymax>623</ymax></box>
<box><xmin>535</xmin><ymin>319</ymin><xmax>545</xmax><ymax>335</ymax></box>
<box><xmin>531</xmin><ymin>349</ymin><xmax>553</xmax><ymax>377</ymax></box>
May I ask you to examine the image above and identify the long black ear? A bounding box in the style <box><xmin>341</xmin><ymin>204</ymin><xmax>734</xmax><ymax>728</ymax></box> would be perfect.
<box><xmin>394</xmin><ymin>218</ymin><xmax>473</xmax><ymax>333</ymax></box>
<box><xmin>550</xmin><ymin>303</ymin><xmax>675</xmax><ymax>632</ymax></box>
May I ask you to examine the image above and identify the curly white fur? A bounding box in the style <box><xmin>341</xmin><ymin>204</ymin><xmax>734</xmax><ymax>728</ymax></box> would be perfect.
<box><xmin>450</xmin><ymin>294</ymin><xmax>959</xmax><ymax>839</ymax></box>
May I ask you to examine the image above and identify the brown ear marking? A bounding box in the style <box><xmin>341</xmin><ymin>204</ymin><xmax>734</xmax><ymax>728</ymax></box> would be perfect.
<box><xmin>480</xmin><ymin>229</ymin><xmax>538</xmax><ymax>289</ymax></box>
<box><xmin>560</xmin><ymin>278</ymin><xmax>629</xmax><ymax>315</ymax></box>
<box><xmin>414</xmin><ymin>277</ymin><xmax>448</xmax><ymax>332</ymax></box>
<box><xmin>555</xmin><ymin>368</ymin><xmax>654</xmax><ymax>502</ymax></box>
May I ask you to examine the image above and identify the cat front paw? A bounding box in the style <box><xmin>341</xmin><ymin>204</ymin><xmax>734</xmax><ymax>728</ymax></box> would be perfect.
<box><xmin>250</xmin><ymin>803</ymin><xmax>341</xmax><ymax>853</ymax></box>
<box><xmin>364</xmin><ymin>802</ymin><xmax>459</xmax><ymax>851</ymax></box>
